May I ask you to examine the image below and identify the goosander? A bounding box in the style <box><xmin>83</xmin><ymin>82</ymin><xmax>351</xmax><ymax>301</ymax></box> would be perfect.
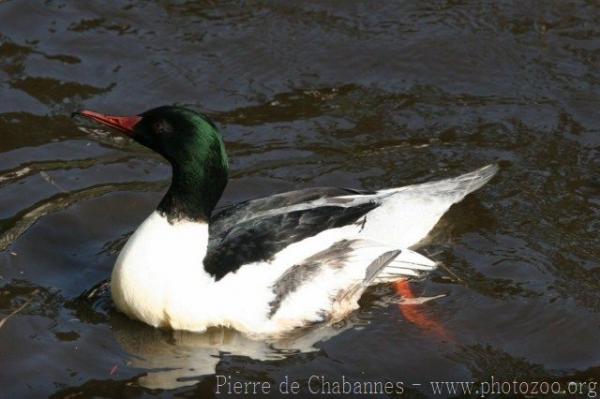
<box><xmin>73</xmin><ymin>106</ymin><xmax>497</xmax><ymax>337</ymax></box>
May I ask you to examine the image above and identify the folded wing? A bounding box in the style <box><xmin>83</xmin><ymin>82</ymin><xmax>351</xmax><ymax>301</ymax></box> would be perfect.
<box><xmin>267</xmin><ymin>238</ymin><xmax>436</xmax><ymax>328</ymax></box>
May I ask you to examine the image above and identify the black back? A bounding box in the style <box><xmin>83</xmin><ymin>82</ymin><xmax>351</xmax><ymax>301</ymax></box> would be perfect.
<box><xmin>204</xmin><ymin>187</ymin><xmax>379</xmax><ymax>280</ymax></box>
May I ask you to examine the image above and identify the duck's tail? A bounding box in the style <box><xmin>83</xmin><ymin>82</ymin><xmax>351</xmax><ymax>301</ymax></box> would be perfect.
<box><xmin>380</xmin><ymin>163</ymin><xmax>499</xmax><ymax>200</ymax></box>
<box><xmin>359</xmin><ymin>164</ymin><xmax>499</xmax><ymax>248</ymax></box>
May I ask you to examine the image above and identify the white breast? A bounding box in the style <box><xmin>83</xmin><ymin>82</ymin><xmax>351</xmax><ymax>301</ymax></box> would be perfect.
<box><xmin>111</xmin><ymin>211</ymin><xmax>213</xmax><ymax>331</ymax></box>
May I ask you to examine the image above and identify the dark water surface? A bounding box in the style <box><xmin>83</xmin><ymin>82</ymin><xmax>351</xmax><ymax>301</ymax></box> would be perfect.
<box><xmin>1</xmin><ymin>1</ymin><xmax>599</xmax><ymax>398</ymax></box>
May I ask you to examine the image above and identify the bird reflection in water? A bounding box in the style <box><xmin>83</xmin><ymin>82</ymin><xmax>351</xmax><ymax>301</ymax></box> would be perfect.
<box><xmin>110</xmin><ymin>314</ymin><xmax>352</xmax><ymax>389</ymax></box>
<box><xmin>76</xmin><ymin>278</ymin><xmax>445</xmax><ymax>390</ymax></box>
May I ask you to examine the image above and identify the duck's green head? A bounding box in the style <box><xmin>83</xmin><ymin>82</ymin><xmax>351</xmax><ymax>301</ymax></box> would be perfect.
<box><xmin>74</xmin><ymin>106</ymin><xmax>228</xmax><ymax>221</ymax></box>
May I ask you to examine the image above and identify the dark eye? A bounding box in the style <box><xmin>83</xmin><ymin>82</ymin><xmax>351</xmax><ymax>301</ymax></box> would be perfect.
<box><xmin>154</xmin><ymin>120</ymin><xmax>173</xmax><ymax>135</ymax></box>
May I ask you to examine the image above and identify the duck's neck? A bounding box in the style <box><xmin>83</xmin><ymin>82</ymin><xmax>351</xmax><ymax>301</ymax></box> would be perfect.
<box><xmin>157</xmin><ymin>138</ymin><xmax>229</xmax><ymax>222</ymax></box>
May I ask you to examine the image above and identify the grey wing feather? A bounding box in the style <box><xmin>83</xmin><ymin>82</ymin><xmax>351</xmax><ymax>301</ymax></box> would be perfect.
<box><xmin>268</xmin><ymin>240</ymin><xmax>356</xmax><ymax>318</ymax></box>
<box><xmin>363</xmin><ymin>250</ymin><xmax>402</xmax><ymax>284</ymax></box>
<box><xmin>340</xmin><ymin>249</ymin><xmax>403</xmax><ymax>302</ymax></box>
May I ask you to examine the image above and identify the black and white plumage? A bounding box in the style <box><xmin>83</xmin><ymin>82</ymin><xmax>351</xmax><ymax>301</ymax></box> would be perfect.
<box><xmin>111</xmin><ymin>164</ymin><xmax>497</xmax><ymax>336</ymax></box>
<box><xmin>74</xmin><ymin>106</ymin><xmax>499</xmax><ymax>337</ymax></box>
<box><xmin>205</xmin><ymin>188</ymin><xmax>379</xmax><ymax>280</ymax></box>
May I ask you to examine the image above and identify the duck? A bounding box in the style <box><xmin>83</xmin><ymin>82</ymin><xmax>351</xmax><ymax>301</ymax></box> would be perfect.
<box><xmin>73</xmin><ymin>106</ymin><xmax>498</xmax><ymax>337</ymax></box>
